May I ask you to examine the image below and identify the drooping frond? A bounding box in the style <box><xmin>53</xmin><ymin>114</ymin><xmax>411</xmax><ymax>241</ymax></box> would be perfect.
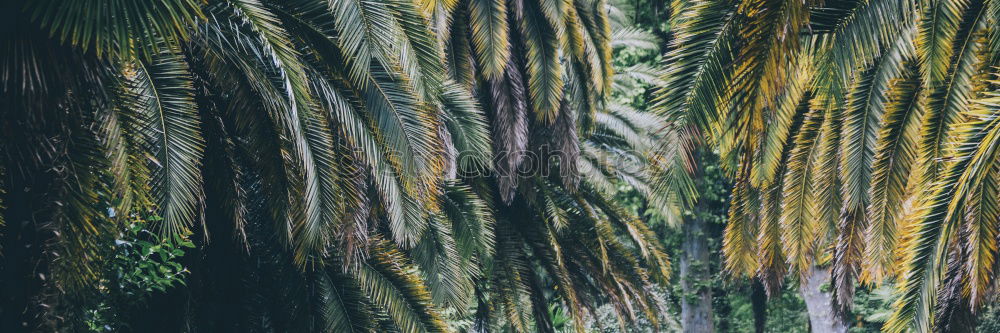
<box><xmin>918</xmin><ymin>0</ymin><xmax>969</xmax><ymax>85</ymax></box>
<box><xmin>519</xmin><ymin>0</ymin><xmax>565</xmax><ymax>123</ymax></box>
<box><xmin>26</xmin><ymin>0</ymin><xmax>202</xmax><ymax>58</ymax></box>
<box><xmin>653</xmin><ymin>0</ymin><xmax>736</xmax><ymax>131</ymax></box>
<box><xmin>952</xmin><ymin>86</ymin><xmax>1000</xmax><ymax>309</ymax></box>
<box><xmin>780</xmin><ymin>103</ymin><xmax>823</xmax><ymax>277</ymax></box>
<box><xmin>359</xmin><ymin>238</ymin><xmax>449</xmax><ymax>333</ymax></box>
<box><xmin>863</xmin><ymin>64</ymin><xmax>924</xmax><ymax>284</ymax></box>
<box><xmin>833</xmin><ymin>27</ymin><xmax>913</xmax><ymax>307</ymax></box>
<box><xmin>811</xmin><ymin>0</ymin><xmax>915</xmax><ymax>104</ymax></box>
<box><xmin>750</xmin><ymin>58</ymin><xmax>812</xmax><ymax>187</ymax></box>
<box><xmin>469</xmin><ymin>0</ymin><xmax>511</xmax><ymax>78</ymax></box>
<box><xmin>723</xmin><ymin>180</ymin><xmax>759</xmax><ymax>276</ymax></box>
<box><xmin>886</xmin><ymin>82</ymin><xmax>1000</xmax><ymax>333</ymax></box>
<box><xmin>124</xmin><ymin>50</ymin><xmax>205</xmax><ymax>236</ymax></box>
<box><xmin>439</xmin><ymin>81</ymin><xmax>493</xmax><ymax>174</ymax></box>
<box><xmin>918</xmin><ymin>0</ymin><xmax>989</xmax><ymax>189</ymax></box>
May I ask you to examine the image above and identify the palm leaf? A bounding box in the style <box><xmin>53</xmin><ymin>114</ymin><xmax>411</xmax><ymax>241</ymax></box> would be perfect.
<box><xmin>125</xmin><ymin>50</ymin><xmax>205</xmax><ymax>236</ymax></box>
<box><xmin>781</xmin><ymin>104</ymin><xmax>824</xmax><ymax>277</ymax></box>
<box><xmin>863</xmin><ymin>64</ymin><xmax>924</xmax><ymax>284</ymax></box>
<box><xmin>469</xmin><ymin>0</ymin><xmax>511</xmax><ymax>78</ymax></box>
<box><xmin>360</xmin><ymin>237</ymin><xmax>449</xmax><ymax>333</ymax></box>
<box><xmin>26</xmin><ymin>0</ymin><xmax>202</xmax><ymax>58</ymax></box>
<box><xmin>519</xmin><ymin>0</ymin><xmax>565</xmax><ymax>123</ymax></box>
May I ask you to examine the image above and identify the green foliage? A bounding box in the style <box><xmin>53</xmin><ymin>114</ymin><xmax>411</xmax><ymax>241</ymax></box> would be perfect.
<box><xmin>725</xmin><ymin>282</ymin><xmax>809</xmax><ymax>333</ymax></box>
<box><xmin>2</xmin><ymin>0</ymin><xmax>681</xmax><ymax>331</ymax></box>
<box><xmin>848</xmin><ymin>285</ymin><xmax>896</xmax><ymax>333</ymax></box>
<box><xmin>976</xmin><ymin>304</ymin><xmax>1000</xmax><ymax>332</ymax></box>
<box><xmin>85</xmin><ymin>213</ymin><xmax>193</xmax><ymax>332</ymax></box>
<box><xmin>109</xmin><ymin>215</ymin><xmax>193</xmax><ymax>295</ymax></box>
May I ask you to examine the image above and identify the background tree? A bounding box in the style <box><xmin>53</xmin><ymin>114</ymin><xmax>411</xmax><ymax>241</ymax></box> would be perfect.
<box><xmin>436</xmin><ymin>0</ymin><xmax>691</xmax><ymax>330</ymax></box>
<box><xmin>654</xmin><ymin>0</ymin><xmax>1000</xmax><ymax>331</ymax></box>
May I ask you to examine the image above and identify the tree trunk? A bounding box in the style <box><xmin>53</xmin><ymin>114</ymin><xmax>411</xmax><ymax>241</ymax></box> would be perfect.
<box><xmin>680</xmin><ymin>214</ymin><xmax>714</xmax><ymax>333</ymax></box>
<box><xmin>799</xmin><ymin>265</ymin><xmax>848</xmax><ymax>333</ymax></box>
<box><xmin>751</xmin><ymin>279</ymin><xmax>768</xmax><ymax>333</ymax></box>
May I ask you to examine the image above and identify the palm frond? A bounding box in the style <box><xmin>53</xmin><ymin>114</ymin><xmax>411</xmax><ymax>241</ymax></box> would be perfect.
<box><xmin>863</xmin><ymin>64</ymin><xmax>924</xmax><ymax>284</ymax></box>
<box><xmin>652</xmin><ymin>0</ymin><xmax>736</xmax><ymax>131</ymax></box>
<box><xmin>469</xmin><ymin>0</ymin><xmax>511</xmax><ymax>78</ymax></box>
<box><xmin>519</xmin><ymin>0</ymin><xmax>565</xmax><ymax>123</ymax></box>
<box><xmin>124</xmin><ymin>50</ymin><xmax>205</xmax><ymax>236</ymax></box>
<box><xmin>918</xmin><ymin>0</ymin><xmax>969</xmax><ymax>85</ymax></box>
<box><xmin>886</xmin><ymin>84</ymin><xmax>1000</xmax><ymax>333</ymax></box>
<box><xmin>781</xmin><ymin>104</ymin><xmax>824</xmax><ymax>277</ymax></box>
<box><xmin>26</xmin><ymin>0</ymin><xmax>202</xmax><ymax>58</ymax></box>
<box><xmin>360</xmin><ymin>237</ymin><xmax>449</xmax><ymax>333</ymax></box>
<box><xmin>723</xmin><ymin>180</ymin><xmax>760</xmax><ymax>276</ymax></box>
<box><xmin>609</xmin><ymin>27</ymin><xmax>658</xmax><ymax>50</ymax></box>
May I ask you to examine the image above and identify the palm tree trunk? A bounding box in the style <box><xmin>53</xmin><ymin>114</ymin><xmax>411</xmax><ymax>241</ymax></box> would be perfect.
<box><xmin>751</xmin><ymin>279</ymin><xmax>768</xmax><ymax>333</ymax></box>
<box><xmin>680</xmin><ymin>212</ymin><xmax>714</xmax><ymax>333</ymax></box>
<box><xmin>799</xmin><ymin>265</ymin><xmax>848</xmax><ymax>333</ymax></box>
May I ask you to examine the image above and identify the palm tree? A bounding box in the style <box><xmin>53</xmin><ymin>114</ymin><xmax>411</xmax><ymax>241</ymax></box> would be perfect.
<box><xmin>0</xmin><ymin>0</ymin><xmax>680</xmax><ymax>331</ymax></box>
<box><xmin>655</xmin><ymin>0</ymin><xmax>1000</xmax><ymax>331</ymax></box>
<box><xmin>3</xmin><ymin>0</ymin><xmax>464</xmax><ymax>330</ymax></box>
<box><xmin>430</xmin><ymin>0</ymin><xmax>686</xmax><ymax>330</ymax></box>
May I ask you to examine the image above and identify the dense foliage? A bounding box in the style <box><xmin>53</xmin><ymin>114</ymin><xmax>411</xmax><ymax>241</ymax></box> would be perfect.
<box><xmin>0</xmin><ymin>0</ymin><xmax>686</xmax><ymax>331</ymax></box>
<box><xmin>5</xmin><ymin>0</ymin><xmax>1000</xmax><ymax>332</ymax></box>
<box><xmin>656</xmin><ymin>0</ymin><xmax>1000</xmax><ymax>331</ymax></box>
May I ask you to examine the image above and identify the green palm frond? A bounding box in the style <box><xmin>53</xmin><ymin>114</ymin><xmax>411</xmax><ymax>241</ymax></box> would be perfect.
<box><xmin>886</xmin><ymin>84</ymin><xmax>1000</xmax><ymax>333</ymax></box>
<box><xmin>385</xmin><ymin>0</ymin><xmax>448</xmax><ymax>100</ymax></box>
<box><xmin>124</xmin><ymin>50</ymin><xmax>205</xmax><ymax>236</ymax></box>
<box><xmin>414</xmin><ymin>216</ymin><xmax>474</xmax><ymax>311</ymax></box>
<box><xmin>520</xmin><ymin>0</ymin><xmax>565</xmax><ymax>123</ymax></box>
<box><xmin>609</xmin><ymin>26</ymin><xmax>658</xmax><ymax>50</ymax></box>
<box><xmin>723</xmin><ymin>181</ymin><xmax>760</xmax><ymax>276</ymax></box>
<box><xmin>469</xmin><ymin>0</ymin><xmax>511</xmax><ymax>78</ymax></box>
<box><xmin>439</xmin><ymin>81</ymin><xmax>493</xmax><ymax>173</ymax></box>
<box><xmin>320</xmin><ymin>267</ymin><xmax>377</xmax><ymax>332</ymax></box>
<box><xmin>946</xmin><ymin>87</ymin><xmax>1000</xmax><ymax>309</ymax></box>
<box><xmin>811</xmin><ymin>0</ymin><xmax>914</xmax><ymax>104</ymax></box>
<box><xmin>360</xmin><ymin>237</ymin><xmax>449</xmax><ymax>333</ymax></box>
<box><xmin>781</xmin><ymin>104</ymin><xmax>823</xmax><ymax>277</ymax></box>
<box><xmin>327</xmin><ymin>0</ymin><xmax>398</xmax><ymax>84</ymax></box>
<box><xmin>918</xmin><ymin>0</ymin><xmax>989</xmax><ymax>185</ymax></box>
<box><xmin>918</xmin><ymin>0</ymin><xmax>969</xmax><ymax>85</ymax></box>
<box><xmin>811</xmin><ymin>102</ymin><xmax>843</xmax><ymax>250</ymax></box>
<box><xmin>964</xmin><ymin>156</ymin><xmax>1000</xmax><ymax>309</ymax></box>
<box><xmin>444</xmin><ymin>3</ymin><xmax>477</xmax><ymax>87</ymax></box>
<box><xmin>863</xmin><ymin>64</ymin><xmax>924</xmax><ymax>284</ymax></box>
<box><xmin>440</xmin><ymin>182</ymin><xmax>495</xmax><ymax>264</ymax></box>
<box><xmin>749</xmin><ymin>58</ymin><xmax>811</xmax><ymax>187</ymax></box>
<box><xmin>840</xmin><ymin>29</ymin><xmax>912</xmax><ymax>215</ymax></box>
<box><xmin>757</xmin><ymin>176</ymin><xmax>788</xmax><ymax>296</ymax></box>
<box><xmin>833</xmin><ymin>28</ymin><xmax>913</xmax><ymax>306</ymax></box>
<box><xmin>216</xmin><ymin>0</ymin><xmax>343</xmax><ymax>264</ymax></box>
<box><xmin>653</xmin><ymin>0</ymin><xmax>736</xmax><ymax>131</ymax></box>
<box><xmin>26</xmin><ymin>0</ymin><xmax>202</xmax><ymax>58</ymax></box>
